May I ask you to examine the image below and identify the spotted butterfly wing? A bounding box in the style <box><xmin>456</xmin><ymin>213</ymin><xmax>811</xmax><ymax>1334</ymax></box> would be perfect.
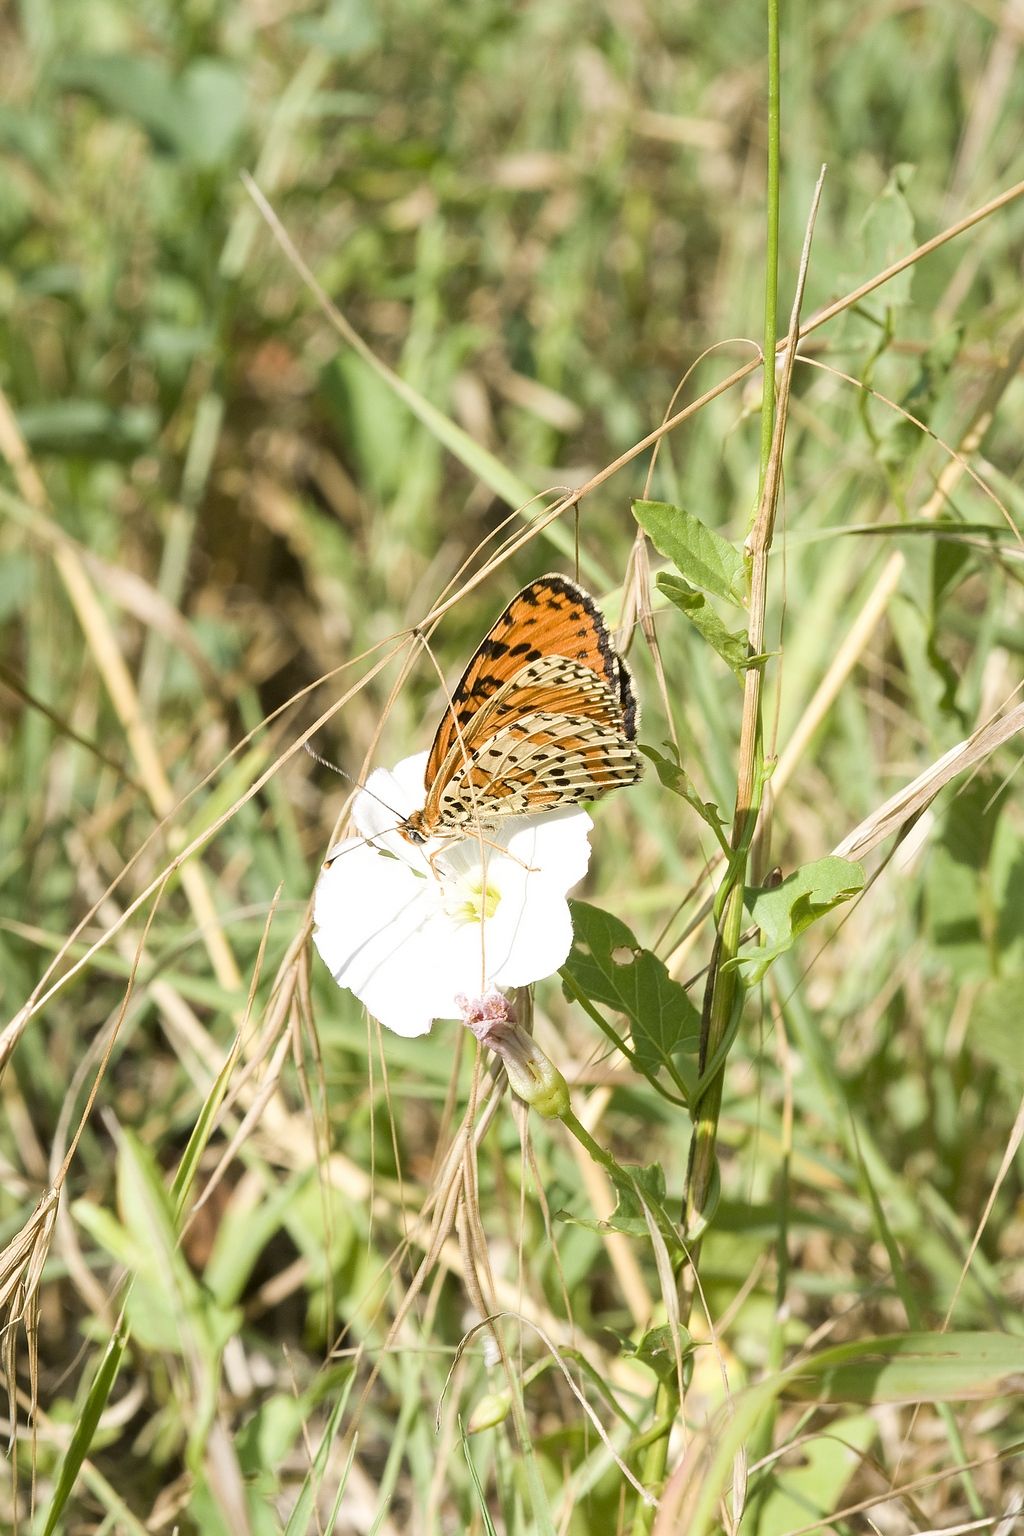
<box><xmin>423</xmin><ymin>574</ymin><xmax>638</xmax><ymax>784</ymax></box>
<box><xmin>400</xmin><ymin>575</ymin><xmax>641</xmax><ymax>843</ymax></box>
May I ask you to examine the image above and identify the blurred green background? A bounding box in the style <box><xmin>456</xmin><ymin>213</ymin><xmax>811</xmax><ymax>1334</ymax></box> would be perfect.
<box><xmin>2</xmin><ymin>0</ymin><xmax>1023</xmax><ymax>1531</ymax></box>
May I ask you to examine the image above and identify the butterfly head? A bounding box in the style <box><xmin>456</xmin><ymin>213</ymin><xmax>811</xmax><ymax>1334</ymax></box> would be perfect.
<box><xmin>397</xmin><ymin>809</ymin><xmax>430</xmax><ymax>845</ymax></box>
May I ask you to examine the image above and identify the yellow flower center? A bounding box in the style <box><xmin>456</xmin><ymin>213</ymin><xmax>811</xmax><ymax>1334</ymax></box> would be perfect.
<box><xmin>444</xmin><ymin>869</ymin><xmax>501</xmax><ymax>925</ymax></box>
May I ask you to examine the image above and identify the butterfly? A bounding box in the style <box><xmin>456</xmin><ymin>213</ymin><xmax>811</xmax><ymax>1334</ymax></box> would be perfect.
<box><xmin>399</xmin><ymin>573</ymin><xmax>641</xmax><ymax>846</ymax></box>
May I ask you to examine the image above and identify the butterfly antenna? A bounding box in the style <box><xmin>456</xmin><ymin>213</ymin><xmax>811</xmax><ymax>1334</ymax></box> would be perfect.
<box><xmin>303</xmin><ymin>742</ymin><xmax>406</xmax><ymax>822</ymax></box>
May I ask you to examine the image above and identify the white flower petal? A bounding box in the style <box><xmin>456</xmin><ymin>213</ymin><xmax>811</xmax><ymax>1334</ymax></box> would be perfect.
<box><xmin>492</xmin><ymin>883</ymin><xmax>574</xmax><ymax>988</ymax></box>
<box><xmin>354</xmin><ymin>752</ymin><xmax>426</xmax><ymax>834</ymax></box>
<box><xmin>504</xmin><ymin>807</ymin><xmax>593</xmax><ymax>892</ymax></box>
<box><xmin>313</xmin><ymin>759</ymin><xmax>596</xmax><ymax>1036</ymax></box>
<box><xmin>313</xmin><ymin>838</ymin><xmax>439</xmax><ymax>1036</ymax></box>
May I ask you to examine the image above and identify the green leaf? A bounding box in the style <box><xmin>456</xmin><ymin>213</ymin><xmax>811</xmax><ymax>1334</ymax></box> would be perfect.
<box><xmin>656</xmin><ymin>573</ymin><xmax>749</xmax><ymax>675</ymax></box>
<box><xmin>16</xmin><ymin>400</ymin><xmax>158</xmax><ymax>458</ymax></box>
<box><xmin>563</xmin><ymin>901</ymin><xmax>700</xmax><ymax>1076</ymax></box>
<box><xmin>741</xmin><ymin>858</ymin><xmax>865</xmax><ymax>980</ymax></box>
<box><xmin>57</xmin><ymin>54</ymin><xmax>183</xmax><ymax>149</ymax></box>
<box><xmin>639</xmin><ymin>743</ymin><xmax>730</xmax><ymax>849</ymax></box>
<box><xmin>564</xmin><ymin>1162</ymin><xmax>683</xmax><ymax>1253</ymax></box>
<box><xmin>56</xmin><ymin>55</ymin><xmax>247</xmax><ymax>167</ymax></box>
<box><xmin>632</xmin><ymin>500</ymin><xmax>746</xmax><ymax>606</ymax></box>
<box><xmin>628</xmin><ymin>1324</ymin><xmax>694</xmax><ymax>1383</ymax></box>
<box><xmin>283</xmin><ymin>1376</ymin><xmax>355</xmax><ymax>1536</ymax></box>
<box><xmin>673</xmin><ymin>1331</ymin><xmax>1024</xmax><ymax>1536</ymax></box>
<box><xmin>859</xmin><ymin>164</ymin><xmax>917</xmax><ymax>312</ymax></box>
<box><xmin>172</xmin><ymin>60</ymin><xmax>249</xmax><ymax>168</ymax></box>
<box><xmin>969</xmin><ymin>978</ymin><xmax>1024</xmax><ymax>1078</ymax></box>
<box><xmin>784</xmin><ymin>1331</ymin><xmax>1024</xmax><ymax>1404</ymax></box>
<box><xmin>41</xmin><ymin>1326</ymin><xmax>129</xmax><ymax>1536</ymax></box>
<box><xmin>755</xmin><ymin>1413</ymin><xmax>877</xmax><ymax>1536</ymax></box>
<box><xmin>294</xmin><ymin>0</ymin><xmax>381</xmax><ymax>56</ymax></box>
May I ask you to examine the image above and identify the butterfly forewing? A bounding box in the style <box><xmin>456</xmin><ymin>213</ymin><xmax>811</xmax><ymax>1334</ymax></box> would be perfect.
<box><xmin>424</xmin><ymin>573</ymin><xmax>636</xmax><ymax>785</ymax></box>
<box><xmin>402</xmin><ymin>574</ymin><xmax>641</xmax><ymax>844</ymax></box>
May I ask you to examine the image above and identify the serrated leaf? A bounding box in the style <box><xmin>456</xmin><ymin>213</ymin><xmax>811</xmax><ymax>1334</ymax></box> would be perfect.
<box><xmin>633</xmin><ymin>499</ymin><xmax>746</xmax><ymax>606</ymax></box>
<box><xmin>741</xmin><ymin>858</ymin><xmax>865</xmax><ymax>980</ymax></box>
<box><xmin>563</xmin><ymin>901</ymin><xmax>700</xmax><ymax>1075</ymax></box>
<box><xmin>657</xmin><ymin>573</ymin><xmax>749</xmax><ymax>675</ymax></box>
<box><xmin>639</xmin><ymin>743</ymin><xmax>730</xmax><ymax>847</ymax></box>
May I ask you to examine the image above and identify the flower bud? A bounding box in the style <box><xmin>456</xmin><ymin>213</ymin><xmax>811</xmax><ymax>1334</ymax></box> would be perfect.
<box><xmin>456</xmin><ymin>991</ymin><xmax>571</xmax><ymax>1118</ymax></box>
<box><xmin>467</xmin><ymin>1389</ymin><xmax>512</xmax><ymax>1433</ymax></box>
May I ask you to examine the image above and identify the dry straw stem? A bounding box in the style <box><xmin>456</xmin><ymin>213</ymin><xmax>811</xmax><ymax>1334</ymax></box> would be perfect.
<box><xmin>0</xmin><ymin>389</ymin><xmax>241</xmax><ymax>998</ymax></box>
<box><xmin>834</xmin><ymin>698</ymin><xmax>1024</xmax><ymax>863</ymax></box>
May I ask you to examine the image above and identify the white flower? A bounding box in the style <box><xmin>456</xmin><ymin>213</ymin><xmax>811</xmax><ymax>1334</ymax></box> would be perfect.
<box><xmin>312</xmin><ymin>752</ymin><xmax>593</xmax><ymax>1037</ymax></box>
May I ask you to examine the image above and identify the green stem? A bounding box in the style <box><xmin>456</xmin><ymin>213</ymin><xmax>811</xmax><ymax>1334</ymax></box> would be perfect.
<box><xmin>683</xmin><ymin>0</ymin><xmax>781</xmax><ymax>1253</ymax></box>
<box><xmin>759</xmin><ymin>0</ymin><xmax>782</xmax><ymax>499</ymax></box>
<box><xmin>630</xmin><ymin>1380</ymin><xmax>678</xmax><ymax>1536</ymax></box>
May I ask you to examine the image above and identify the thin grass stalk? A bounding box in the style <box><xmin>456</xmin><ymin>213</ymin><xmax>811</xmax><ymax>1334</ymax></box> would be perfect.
<box><xmin>670</xmin><ymin>151</ymin><xmax>826</xmax><ymax>1526</ymax></box>
<box><xmin>631</xmin><ymin>15</ymin><xmax>786</xmax><ymax>1528</ymax></box>
<box><xmin>681</xmin><ymin>0</ymin><xmax>789</xmax><ymax>1262</ymax></box>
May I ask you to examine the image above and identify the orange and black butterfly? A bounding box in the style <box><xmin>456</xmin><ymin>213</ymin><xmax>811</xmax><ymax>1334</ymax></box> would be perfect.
<box><xmin>399</xmin><ymin>574</ymin><xmax>641</xmax><ymax>845</ymax></box>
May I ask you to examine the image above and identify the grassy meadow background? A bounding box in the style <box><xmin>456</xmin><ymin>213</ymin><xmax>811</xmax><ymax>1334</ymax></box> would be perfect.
<box><xmin>2</xmin><ymin>0</ymin><xmax>1024</xmax><ymax>1531</ymax></box>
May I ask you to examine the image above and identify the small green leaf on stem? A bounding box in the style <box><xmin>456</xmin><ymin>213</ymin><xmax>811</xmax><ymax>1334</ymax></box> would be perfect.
<box><xmin>657</xmin><ymin>572</ymin><xmax>750</xmax><ymax>675</ymax></box>
<box><xmin>639</xmin><ymin>743</ymin><xmax>731</xmax><ymax>852</ymax></box>
<box><xmin>627</xmin><ymin>1325</ymin><xmax>695</xmax><ymax>1384</ymax></box>
<box><xmin>740</xmin><ymin>857</ymin><xmax>865</xmax><ymax>980</ymax></box>
<box><xmin>632</xmin><ymin>499</ymin><xmax>747</xmax><ymax>606</ymax></box>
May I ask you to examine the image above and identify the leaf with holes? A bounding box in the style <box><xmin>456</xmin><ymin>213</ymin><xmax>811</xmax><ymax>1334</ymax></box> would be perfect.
<box><xmin>563</xmin><ymin>902</ymin><xmax>700</xmax><ymax>1077</ymax></box>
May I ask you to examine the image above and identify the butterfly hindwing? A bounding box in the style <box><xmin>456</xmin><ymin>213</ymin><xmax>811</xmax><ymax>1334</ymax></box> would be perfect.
<box><xmin>435</xmin><ymin>709</ymin><xmax>642</xmax><ymax>827</ymax></box>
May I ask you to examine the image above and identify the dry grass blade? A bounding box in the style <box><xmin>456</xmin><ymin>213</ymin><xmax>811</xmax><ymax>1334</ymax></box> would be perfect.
<box><xmin>833</xmin><ymin>699</ymin><xmax>1024</xmax><ymax>861</ymax></box>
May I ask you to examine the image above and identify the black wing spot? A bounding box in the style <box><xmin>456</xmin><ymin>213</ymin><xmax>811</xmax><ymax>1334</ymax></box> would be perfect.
<box><xmin>468</xmin><ymin>673</ymin><xmax>504</xmax><ymax>695</ymax></box>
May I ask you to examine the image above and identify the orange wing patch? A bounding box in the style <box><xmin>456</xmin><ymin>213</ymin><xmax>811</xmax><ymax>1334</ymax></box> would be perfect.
<box><xmin>424</xmin><ymin>574</ymin><xmax>638</xmax><ymax>784</ymax></box>
<box><xmin>401</xmin><ymin>575</ymin><xmax>641</xmax><ymax>846</ymax></box>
